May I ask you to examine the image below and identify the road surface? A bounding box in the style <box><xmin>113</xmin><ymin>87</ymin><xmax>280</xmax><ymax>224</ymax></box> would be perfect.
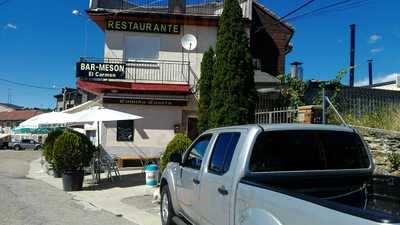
<box><xmin>0</xmin><ymin>150</ymin><xmax>137</xmax><ymax>225</ymax></box>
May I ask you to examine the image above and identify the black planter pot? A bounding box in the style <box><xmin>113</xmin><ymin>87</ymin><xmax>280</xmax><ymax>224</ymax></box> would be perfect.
<box><xmin>53</xmin><ymin>169</ymin><xmax>62</xmax><ymax>178</ymax></box>
<box><xmin>62</xmin><ymin>170</ymin><xmax>84</xmax><ymax>191</ymax></box>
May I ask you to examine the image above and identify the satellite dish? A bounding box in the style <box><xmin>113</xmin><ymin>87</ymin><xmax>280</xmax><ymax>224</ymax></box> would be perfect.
<box><xmin>181</xmin><ymin>34</ymin><xmax>197</xmax><ymax>51</ymax></box>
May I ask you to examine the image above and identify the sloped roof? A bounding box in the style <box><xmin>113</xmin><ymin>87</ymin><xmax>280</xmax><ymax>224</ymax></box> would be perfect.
<box><xmin>253</xmin><ymin>1</ymin><xmax>294</xmax><ymax>31</ymax></box>
<box><xmin>0</xmin><ymin>110</ymin><xmax>43</xmax><ymax>121</ymax></box>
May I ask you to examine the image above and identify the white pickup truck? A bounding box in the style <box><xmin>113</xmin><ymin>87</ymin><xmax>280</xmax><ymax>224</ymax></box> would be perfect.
<box><xmin>160</xmin><ymin>124</ymin><xmax>400</xmax><ymax>225</ymax></box>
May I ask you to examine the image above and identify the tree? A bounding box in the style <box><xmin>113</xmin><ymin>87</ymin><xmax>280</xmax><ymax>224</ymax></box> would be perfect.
<box><xmin>209</xmin><ymin>0</ymin><xmax>256</xmax><ymax>127</ymax></box>
<box><xmin>197</xmin><ymin>46</ymin><xmax>215</xmax><ymax>132</ymax></box>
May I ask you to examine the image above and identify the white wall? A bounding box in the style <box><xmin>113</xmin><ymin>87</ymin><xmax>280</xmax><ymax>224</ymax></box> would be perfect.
<box><xmin>101</xmin><ymin>103</ymin><xmax>185</xmax><ymax>156</ymax></box>
<box><xmin>373</xmin><ymin>84</ymin><xmax>400</xmax><ymax>91</ymax></box>
<box><xmin>104</xmin><ymin>24</ymin><xmax>218</xmax><ymax>79</ymax></box>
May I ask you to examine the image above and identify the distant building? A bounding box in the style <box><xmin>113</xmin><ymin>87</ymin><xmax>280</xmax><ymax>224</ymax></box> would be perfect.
<box><xmin>54</xmin><ymin>88</ymin><xmax>82</xmax><ymax>111</ymax></box>
<box><xmin>0</xmin><ymin>103</ymin><xmax>23</xmax><ymax>112</ymax></box>
<box><xmin>360</xmin><ymin>75</ymin><xmax>400</xmax><ymax>92</ymax></box>
<box><xmin>0</xmin><ymin>110</ymin><xmax>43</xmax><ymax>133</ymax></box>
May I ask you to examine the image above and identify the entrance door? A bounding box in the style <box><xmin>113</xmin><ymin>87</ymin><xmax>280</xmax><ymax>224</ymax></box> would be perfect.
<box><xmin>187</xmin><ymin>117</ymin><xmax>199</xmax><ymax>140</ymax></box>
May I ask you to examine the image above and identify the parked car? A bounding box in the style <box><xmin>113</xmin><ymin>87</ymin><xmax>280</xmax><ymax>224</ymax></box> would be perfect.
<box><xmin>0</xmin><ymin>134</ymin><xmax>11</xmax><ymax>149</ymax></box>
<box><xmin>9</xmin><ymin>139</ymin><xmax>41</xmax><ymax>150</ymax></box>
<box><xmin>160</xmin><ymin>124</ymin><xmax>400</xmax><ymax>225</ymax></box>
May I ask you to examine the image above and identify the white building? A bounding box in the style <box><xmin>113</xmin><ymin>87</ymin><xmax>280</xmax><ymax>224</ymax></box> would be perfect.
<box><xmin>75</xmin><ymin>0</ymin><xmax>294</xmax><ymax>161</ymax></box>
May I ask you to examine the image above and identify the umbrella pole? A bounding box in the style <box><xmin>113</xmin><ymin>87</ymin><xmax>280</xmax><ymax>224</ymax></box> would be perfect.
<box><xmin>96</xmin><ymin>121</ymin><xmax>100</xmax><ymax>183</ymax></box>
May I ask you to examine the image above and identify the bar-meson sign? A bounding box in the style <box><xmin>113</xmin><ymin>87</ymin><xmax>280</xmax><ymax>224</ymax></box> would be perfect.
<box><xmin>106</xmin><ymin>19</ymin><xmax>181</xmax><ymax>34</ymax></box>
<box><xmin>76</xmin><ymin>62</ymin><xmax>125</xmax><ymax>79</ymax></box>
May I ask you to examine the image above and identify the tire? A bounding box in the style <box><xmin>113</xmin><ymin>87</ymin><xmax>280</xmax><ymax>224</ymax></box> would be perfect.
<box><xmin>14</xmin><ymin>145</ymin><xmax>21</xmax><ymax>151</ymax></box>
<box><xmin>34</xmin><ymin>146</ymin><xmax>40</xmax><ymax>151</ymax></box>
<box><xmin>160</xmin><ymin>184</ymin><xmax>176</xmax><ymax>225</ymax></box>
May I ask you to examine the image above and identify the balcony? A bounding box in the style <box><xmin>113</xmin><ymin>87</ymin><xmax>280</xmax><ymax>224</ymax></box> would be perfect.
<box><xmin>77</xmin><ymin>57</ymin><xmax>193</xmax><ymax>85</ymax></box>
<box><xmin>89</xmin><ymin>0</ymin><xmax>223</xmax><ymax>16</ymax></box>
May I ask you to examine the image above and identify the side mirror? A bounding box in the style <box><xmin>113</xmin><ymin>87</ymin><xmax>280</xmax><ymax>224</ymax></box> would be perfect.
<box><xmin>170</xmin><ymin>153</ymin><xmax>182</xmax><ymax>165</ymax></box>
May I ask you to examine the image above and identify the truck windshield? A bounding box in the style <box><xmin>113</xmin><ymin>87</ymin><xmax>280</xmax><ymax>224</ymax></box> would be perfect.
<box><xmin>250</xmin><ymin>130</ymin><xmax>370</xmax><ymax>172</ymax></box>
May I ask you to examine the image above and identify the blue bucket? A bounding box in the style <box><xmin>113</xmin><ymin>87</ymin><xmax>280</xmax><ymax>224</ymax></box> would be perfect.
<box><xmin>144</xmin><ymin>164</ymin><xmax>159</xmax><ymax>187</ymax></box>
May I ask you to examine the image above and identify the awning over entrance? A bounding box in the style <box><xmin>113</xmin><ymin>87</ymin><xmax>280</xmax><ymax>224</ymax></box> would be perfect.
<box><xmin>77</xmin><ymin>80</ymin><xmax>190</xmax><ymax>95</ymax></box>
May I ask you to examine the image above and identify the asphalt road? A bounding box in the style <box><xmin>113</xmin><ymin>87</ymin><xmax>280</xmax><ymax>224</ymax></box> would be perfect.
<box><xmin>0</xmin><ymin>150</ymin><xmax>137</xmax><ymax>225</ymax></box>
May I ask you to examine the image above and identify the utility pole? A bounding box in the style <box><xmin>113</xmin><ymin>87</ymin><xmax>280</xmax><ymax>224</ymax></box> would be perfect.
<box><xmin>349</xmin><ymin>24</ymin><xmax>356</xmax><ymax>87</ymax></box>
<box><xmin>368</xmin><ymin>59</ymin><xmax>373</xmax><ymax>86</ymax></box>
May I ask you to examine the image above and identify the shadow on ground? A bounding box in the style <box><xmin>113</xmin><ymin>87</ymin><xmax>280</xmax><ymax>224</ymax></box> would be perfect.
<box><xmin>83</xmin><ymin>172</ymin><xmax>146</xmax><ymax>191</ymax></box>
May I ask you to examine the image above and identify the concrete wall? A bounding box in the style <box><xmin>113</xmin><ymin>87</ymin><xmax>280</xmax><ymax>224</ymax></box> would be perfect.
<box><xmin>104</xmin><ymin>24</ymin><xmax>218</xmax><ymax>79</ymax></box>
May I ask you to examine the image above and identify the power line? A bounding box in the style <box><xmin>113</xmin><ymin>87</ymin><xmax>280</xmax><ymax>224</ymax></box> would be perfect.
<box><xmin>0</xmin><ymin>77</ymin><xmax>58</xmax><ymax>90</ymax></box>
<box><xmin>279</xmin><ymin>0</ymin><xmax>316</xmax><ymax>21</ymax></box>
<box><xmin>284</xmin><ymin>0</ymin><xmax>373</xmax><ymax>22</ymax></box>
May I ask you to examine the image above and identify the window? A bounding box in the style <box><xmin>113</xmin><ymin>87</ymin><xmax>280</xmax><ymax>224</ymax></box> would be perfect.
<box><xmin>117</xmin><ymin>120</ymin><xmax>134</xmax><ymax>142</ymax></box>
<box><xmin>124</xmin><ymin>36</ymin><xmax>160</xmax><ymax>60</ymax></box>
<box><xmin>183</xmin><ymin>134</ymin><xmax>212</xmax><ymax>170</ymax></box>
<box><xmin>249</xmin><ymin>130</ymin><xmax>370</xmax><ymax>172</ymax></box>
<box><xmin>208</xmin><ymin>132</ymin><xmax>241</xmax><ymax>175</ymax></box>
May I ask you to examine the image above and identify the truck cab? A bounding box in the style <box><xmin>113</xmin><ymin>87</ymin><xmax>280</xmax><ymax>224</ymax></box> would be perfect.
<box><xmin>160</xmin><ymin>124</ymin><xmax>400</xmax><ymax>225</ymax></box>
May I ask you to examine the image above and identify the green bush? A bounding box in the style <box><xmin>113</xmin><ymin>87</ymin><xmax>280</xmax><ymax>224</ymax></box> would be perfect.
<box><xmin>42</xmin><ymin>129</ymin><xmax>64</xmax><ymax>164</ymax></box>
<box><xmin>387</xmin><ymin>151</ymin><xmax>400</xmax><ymax>171</ymax></box>
<box><xmin>160</xmin><ymin>134</ymin><xmax>192</xmax><ymax>172</ymax></box>
<box><xmin>52</xmin><ymin>130</ymin><xmax>96</xmax><ymax>172</ymax></box>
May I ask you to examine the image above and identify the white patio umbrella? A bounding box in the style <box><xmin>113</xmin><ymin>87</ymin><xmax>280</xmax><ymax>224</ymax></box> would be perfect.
<box><xmin>19</xmin><ymin>112</ymin><xmax>74</xmax><ymax>128</ymax></box>
<box><xmin>68</xmin><ymin>106</ymin><xmax>143</xmax><ymax>124</ymax></box>
<box><xmin>66</xmin><ymin>106</ymin><xmax>143</xmax><ymax>183</ymax></box>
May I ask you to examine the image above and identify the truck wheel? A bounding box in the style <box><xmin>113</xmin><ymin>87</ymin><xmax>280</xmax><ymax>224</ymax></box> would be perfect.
<box><xmin>14</xmin><ymin>145</ymin><xmax>21</xmax><ymax>151</ymax></box>
<box><xmin>161</xmin><ymin>185</ymin><xmax>176</xmax><ymax>225</ymax></box>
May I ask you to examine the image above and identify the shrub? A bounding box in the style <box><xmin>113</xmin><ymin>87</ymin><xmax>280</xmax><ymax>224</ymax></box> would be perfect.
<box><xmin>160</xmin><ymin>134</ymin><xmax>192</xmax><ymax>172</ymax></box>
<box><xmin>52</xmin><ymin>130</ymin><xmax>96</xmax><ymax>172</ymax></box>
<box><xmin>387</xmin><ymin>151</ymin><xmax>400</xmax><ymax>171</ymax></box>
<box><xmin>42</xmin><ymin>129</ymin><xmax>64</xmax><ymax>163</ymax></box>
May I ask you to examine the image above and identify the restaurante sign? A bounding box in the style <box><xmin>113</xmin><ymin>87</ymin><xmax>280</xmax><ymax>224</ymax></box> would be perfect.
<box><xmin>105</xmin><ymin>19</ymin><xmax>181</xmax><ymax>34</ymax></box>
<box><xmin>76</xmin><ymin>62</ymin><xmax>125</xmax><ymax>79</ymax></box>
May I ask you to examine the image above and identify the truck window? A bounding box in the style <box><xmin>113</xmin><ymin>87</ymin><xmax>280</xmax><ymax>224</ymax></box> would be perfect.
<box><xmin>250</xmin><ymin>130</ymin><xmax>370</xmax><ymax>172</ymax></box>
<box><xmin>183</xmin><ymin>134</ymin><xmax>212</xmax><ymax>170</ymax></box>
<box><xmin>208</xmin><ymin>132</ymin><xmax>240</xmax><ymax>175</ymax></box>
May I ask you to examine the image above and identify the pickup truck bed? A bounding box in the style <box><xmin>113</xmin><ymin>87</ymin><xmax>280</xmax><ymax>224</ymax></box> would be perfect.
<box><xmin>241</xmin><ymin>174</ymin><xmax>400</xmax><ymax>224</ymax></box>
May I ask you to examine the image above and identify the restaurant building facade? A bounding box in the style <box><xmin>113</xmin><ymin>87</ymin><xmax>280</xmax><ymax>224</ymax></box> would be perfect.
<box><xmin>75</xmin><ymin>0</ymin><xmax>294</xmax><ymax>160</ymax></box>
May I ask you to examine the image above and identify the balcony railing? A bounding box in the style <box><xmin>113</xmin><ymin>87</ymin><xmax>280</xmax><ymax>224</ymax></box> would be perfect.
<box><xmin>79</xmin><ymin>57</ymin><xmax>191</xmax><ymax>84</ymax></box>
<box><xmin>90</xmin><ymin>0</ymin><xmax>223</xmax><ymax>16</ymax></box>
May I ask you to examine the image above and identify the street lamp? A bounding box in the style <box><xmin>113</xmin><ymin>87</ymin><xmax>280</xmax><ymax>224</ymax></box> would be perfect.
<box><xmin>72</xmin><ymin>9</ymin><xmax>88</xmax><ymax>57</ymax></box>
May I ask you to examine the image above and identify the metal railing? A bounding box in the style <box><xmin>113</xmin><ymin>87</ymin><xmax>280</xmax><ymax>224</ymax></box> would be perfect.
<box><xmin>80</xmin><ymin>57</ymin><xmax>191</xmax><ymax>84</ymax></box>
<box><xmin>255</xmin><ymin>107</ymin><xmax>298</xmax><ymax>124</ymax></box>
<box><xmin>91</xmin><ymin>0</ymin><xmax>223</xmax><ymax>16</ymax></box>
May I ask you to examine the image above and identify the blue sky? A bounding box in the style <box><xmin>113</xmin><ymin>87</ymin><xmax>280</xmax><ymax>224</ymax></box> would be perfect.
<box><xmin>0</xmin><ymin>0</ymin><xmax>399</xmax><ymax>108</ymax></box>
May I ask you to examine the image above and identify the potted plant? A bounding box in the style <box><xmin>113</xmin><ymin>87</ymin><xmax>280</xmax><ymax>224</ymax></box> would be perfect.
<box><xmin>160</xmin><ymin>134</ymin><xmax>192</xmax><ymax>173</ymax></box>
<box><xmin>42</xmin><ymin>129</ymin><xmax>64</xmax><ymax>178</ymax></box>
<box><xmin>53</xmin><ymin>130</ymin><xmax>96</xmax><ymax>191</ymax></box>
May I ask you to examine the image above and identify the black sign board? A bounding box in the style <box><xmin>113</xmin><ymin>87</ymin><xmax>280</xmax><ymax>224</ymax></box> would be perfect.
<box><xmin>105</xmin><ymin>19</ymin><xmax>181</xmax><ymax>35</ymax></box>
<box><xmin>76</xmin><ymin>62</ymin><xmax>125</xmax><ymax>80</ymax></box>
<box><xmin>103</xmin><ymin>97</ymin><xmax>187</xmax><ymax>106</ymax></box>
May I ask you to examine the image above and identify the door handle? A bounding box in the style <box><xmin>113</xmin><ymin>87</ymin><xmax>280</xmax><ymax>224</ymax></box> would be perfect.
<box><xmin>192</xmin><ymin>178</ymin><xmax>200</xmax><ymax>184</ymax></box>
<box><xmin>218</xmin><ymin>186</ymin><xmax>228</xmax><ymax>196</ymax></box>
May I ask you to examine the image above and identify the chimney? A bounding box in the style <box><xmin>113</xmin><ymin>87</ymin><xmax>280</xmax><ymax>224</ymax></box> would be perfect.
<box><xmin>368</xmin><ymin>59</ymin><xmax>373</xmax><ymax>86</ymax></box>
<box><xmin>349</xmin><ymin>24</ymin><xmax>356</xmax><ymax>87</ymax></box>
<box><xmin>290</xmin><ymin>61</ymin><xmax>303</xmax><ymax>80</ymax></box>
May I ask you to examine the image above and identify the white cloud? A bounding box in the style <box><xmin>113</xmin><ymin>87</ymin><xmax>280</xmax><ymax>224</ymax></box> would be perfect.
<box><xmin>355</xmin><ymin>73</ymin><xmax>399</xmax><ymax>86</ymax></box>
<box><xmin>370</xmin><ymin>47</ymin><xmax>384</xmax><ymax>53</ymax></box>
<box><xmin>369</xmin><ymin>34</ymin><xmax>382</xmax><ymax>43</ymax></box>
<box><xmin>4</xmin><ymin>23</ymin><xmax>17</xmax><ymax>30</ymax></box>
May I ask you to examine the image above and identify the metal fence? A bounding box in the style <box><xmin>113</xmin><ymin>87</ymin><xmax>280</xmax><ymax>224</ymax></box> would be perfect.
<box><xmin>80</xmin><ymin>57</ymin><xmax>190</xmax><ymax>84</ymax></box>
<box><xmin>337</xmin><ymin>87</ymin><xmax>400</xmax><ymax>116</ymax></box>
<box><xmin>255</xmin><ymin>107</ymin><xmax>298</xmax><ymax>124</ymax></box>
<box><xmin>91</xmin><ymin>0</ymin><xmax>223</xmax><ymax>16</ymax></box>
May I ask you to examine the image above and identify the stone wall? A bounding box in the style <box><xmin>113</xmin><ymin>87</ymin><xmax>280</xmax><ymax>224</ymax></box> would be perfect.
<box><xmin>355</xmin><ymin>126</ymin><xmax>400</xmax><ymax>176</ymax></box>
